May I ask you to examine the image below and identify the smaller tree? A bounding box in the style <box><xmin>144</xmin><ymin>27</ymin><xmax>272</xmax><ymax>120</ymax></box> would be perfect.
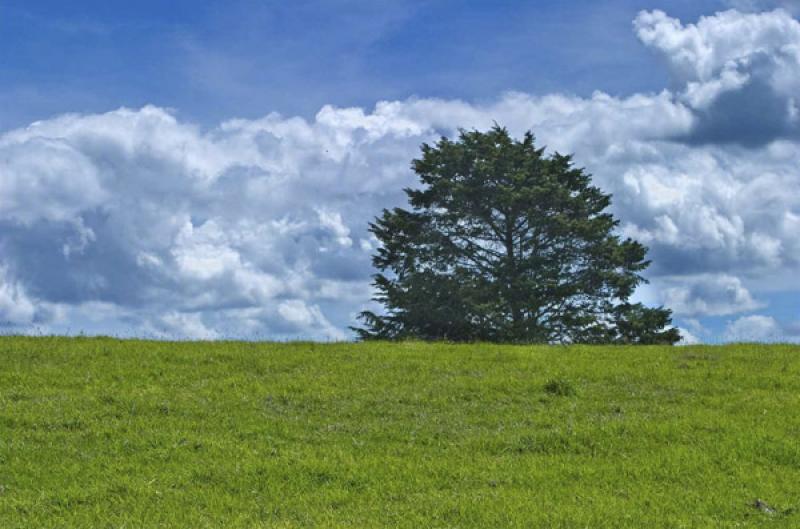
<box><xmin>354</xmin><ymin>126</ymin><xmax>680</xmax><ymax>345</ymax></box>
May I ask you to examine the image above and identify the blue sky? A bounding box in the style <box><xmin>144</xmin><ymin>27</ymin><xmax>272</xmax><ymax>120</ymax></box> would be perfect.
<box><xmin>1</xmin><ymin>0</ymin><xmax>799</xmax><ymax>341</ymax></box>
<box><xmin>2</xmin><ymin>0</ymin><xmax>725</xmax><ymax>128</ymax></box>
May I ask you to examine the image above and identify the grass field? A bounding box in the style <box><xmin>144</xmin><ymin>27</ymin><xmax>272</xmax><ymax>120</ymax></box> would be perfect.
<box><xmin>1</xmin><ymin>337</ymin><xmax>799</xmax><ymax>528</ymax></box>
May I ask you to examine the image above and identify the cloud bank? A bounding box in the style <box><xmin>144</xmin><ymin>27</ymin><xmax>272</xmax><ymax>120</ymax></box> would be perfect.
<box><xmin>1</xmin><ymin>8</ymin><xmax>799</xmax><ymax>341</ymax></box>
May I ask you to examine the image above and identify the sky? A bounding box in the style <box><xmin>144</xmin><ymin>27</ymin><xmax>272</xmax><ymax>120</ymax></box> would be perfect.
<box><xmin>1</xmin><ymin>0</ymin><xmax>800</xmax><ymax>342</ymax></box>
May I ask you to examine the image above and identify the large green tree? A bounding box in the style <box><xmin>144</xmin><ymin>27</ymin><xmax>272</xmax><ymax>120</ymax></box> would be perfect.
<box><xmin>354</xmin><ymin>126</ymin><xmax>680</xmax><ymax>344</ymax></box>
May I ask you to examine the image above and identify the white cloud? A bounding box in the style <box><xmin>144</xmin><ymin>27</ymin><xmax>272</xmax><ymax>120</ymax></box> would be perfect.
<box><xmin>723</xmin><ymin>313</ymin><xmax>800</xmax><ymax>343</ymax></box>
<box><xmin>316</xmin><ymin>208</ymin><xmax>353</xmax><ymax>248</ymax></box>
<box><xmin>660</xmin><ymin>274</ymin><xmax>762</xmax><ymax>316</ymax></box>
<box><xmin>677</xmin><ymin>328</ymin><xmax>702</xmax><ymax>345</ymax></box>
<box><xmin>0</xmin><ymin>267</ymin><xmax>37</xmax><ymax>325</ymax></box>
<box><xmin>0</xmin><ymin>8</ymin><xmax>799</xmax><ymax>340</ymax></box>
<box><xmin>277</xmin><ymin>300</ymin><xmax>347</xmax><ymax>341</ymax></box>
<box><xmin>723</xmin><ymin>314</ymin><xmax>782</xmax><ymax>341</ymax></box>
<box><xmin>635</xmin><ymin>8</ymin><xmax>800</xmax><ymax>145</ymax></box>
<box><xmin>155</xmin><ymin>312</ymin><xmax>219</xmax><ymax>341</ymax></box>
<box><xmin>0</xmin><ymin>138</ymin><xmax>107</xmax><ymax>224</ymax></box>
<box><xmin>172</xmin><ymin>219</ymin><xmax>244</xmax><ymax>281</ymax></box>
<box><xmin>635</xmin><ymin>8</ymin><xmax>800</xmax><ymax>96</ymax></box>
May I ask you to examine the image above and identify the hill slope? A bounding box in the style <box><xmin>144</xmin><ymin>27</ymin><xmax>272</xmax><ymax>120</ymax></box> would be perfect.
<box><xmin>1</xmin><ymin>338</ymin><xmax>799</xmax><ymax>527</ymax></box>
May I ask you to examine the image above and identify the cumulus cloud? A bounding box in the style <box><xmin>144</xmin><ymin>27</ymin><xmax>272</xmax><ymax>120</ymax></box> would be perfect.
<box><xmin>0</xmin><ymin>8</ymin><xmax>799</xmax><ymax>340</ymax></box>
<box><xmin>635</xmin><ymin>8</ymin><xmax>800</xmax><ymax>145</ymax></box>
<box><xmin>723</xmin><ymin>313</ymin><xmax>800</xmax><ymax>342</ymax></box>
<box><xmin>659</xmin><ymin>274</ymin><xmax>762</xmax><ymax>316</ymax></box>
<box><xmin>677</xmin><ymin>327</ymin><xmax>702</xmax><ymax>345</ymax></box>
<box><xmin>277</xmin><ymin>299</ymin><xmax>347</xmax><ymax>340</ymax></box>
<box><xmin>0</xmin><ymin>267</ymin><xmax>37</xmax><ymax>326</ymax></box>
<box><xmin>0</xmin><ymin>137</ymin><xmax>107</xmax><ymax>224</ymax></box>
<box><xmin>153</xmin><ymin>312</ymin><xmax>220</xmax><ymax>341</ymax></box>
<box><xmin>723</xmin><ymin>314</ymin><xmax>781</xmax><ymax>341</ymax></box>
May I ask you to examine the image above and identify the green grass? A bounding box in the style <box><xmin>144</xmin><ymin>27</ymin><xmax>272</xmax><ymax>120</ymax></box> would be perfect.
<box><xmin>1</xmin><ymin>337</ymin><xmax>799</xmax><ymax>528</ymax></box>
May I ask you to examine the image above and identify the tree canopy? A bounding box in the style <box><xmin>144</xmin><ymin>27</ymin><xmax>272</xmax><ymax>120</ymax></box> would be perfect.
<box><xmin>354</xmin><ymin>126</ymin><xmax>680</xmax><ymax>344</ymax></box>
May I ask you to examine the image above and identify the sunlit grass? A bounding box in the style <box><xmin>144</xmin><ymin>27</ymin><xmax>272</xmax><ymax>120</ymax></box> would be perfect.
<box><xmin>1</xmin><ymin>337</ymin><xmax>798</xmax><ymax>527</ymax></box>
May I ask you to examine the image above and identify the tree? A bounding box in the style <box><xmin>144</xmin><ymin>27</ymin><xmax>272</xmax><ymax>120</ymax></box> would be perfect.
<box><xmin>353</xmin><ymin>126</ymin><xmax>680</xmax><ymax>344</ymax></box>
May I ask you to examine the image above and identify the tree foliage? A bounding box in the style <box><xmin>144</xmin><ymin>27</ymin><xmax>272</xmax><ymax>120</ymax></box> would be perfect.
<box><xmin>354</xmin><ymin>126</ymin><xmax>680</xmax><ymax>344</ymax></box>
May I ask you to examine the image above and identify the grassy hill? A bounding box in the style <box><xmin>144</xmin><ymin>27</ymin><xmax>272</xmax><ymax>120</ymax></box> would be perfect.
<box><xmin>1</xmin><ymin>337</ymin><xmax>798</xmax><ymax>528</ymax></box>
